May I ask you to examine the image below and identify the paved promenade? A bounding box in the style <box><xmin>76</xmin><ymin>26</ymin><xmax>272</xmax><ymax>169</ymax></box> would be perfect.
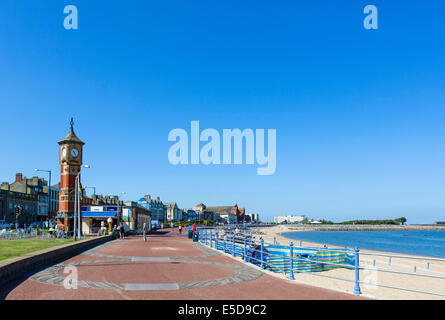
<box><xmin>1</xmin><ymin>229</ymin><xmax>363</xmax><ymax>300</ymax></box>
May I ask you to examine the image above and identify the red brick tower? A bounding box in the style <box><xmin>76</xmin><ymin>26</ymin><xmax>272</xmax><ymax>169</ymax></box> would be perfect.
<box><xmin>57</xmin><ymin>118</ymin><xmax>85</xmax><ymax>230</ymax></box>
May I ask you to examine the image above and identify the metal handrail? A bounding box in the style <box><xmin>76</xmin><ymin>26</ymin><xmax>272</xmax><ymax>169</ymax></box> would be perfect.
<box><xmin>360</xmin><ymin>251</ymin><xmax>445</xmax><ymax>262</ymax></box>
<box><xmin>358</xmin><ymin>265</ymin><xmax>445</xmax><ymax>280</ymax></box>
<box><xmin>196</xmin><ymin>227</ymin><xmax>445</xmax><ymax>297</ymax></box>
<box><xmin>358</xmin><ymin>280</ymin><xmax>445</xmax><ymax>297</ymax></box>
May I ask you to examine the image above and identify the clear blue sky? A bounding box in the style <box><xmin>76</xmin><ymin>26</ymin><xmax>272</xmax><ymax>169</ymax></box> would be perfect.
<box><xmin>1</xmin><ymin>1</ymin><xmax>444</xmax><ymax>223</ymax></box>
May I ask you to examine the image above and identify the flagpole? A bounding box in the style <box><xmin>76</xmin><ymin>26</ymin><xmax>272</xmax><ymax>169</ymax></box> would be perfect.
<box><xmin>74</xmin><ymin>175</ymin><xmax>78</xmax><ymax>240</ymax></box>
<box><xmin>78</xmin><ymin>174</ymin><xmax>81</xmax><ymax>239</ymax></box>
<box><xmin>75</xmin><ymin>165</ymin><xmax>89</xmax><ymax>240</ymax></box>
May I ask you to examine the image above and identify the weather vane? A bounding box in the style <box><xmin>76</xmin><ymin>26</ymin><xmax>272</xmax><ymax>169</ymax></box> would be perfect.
<box><xmin>70</xmin><ymin>117</ymin><xmax>74</xmax><ymax>131</ymax></box>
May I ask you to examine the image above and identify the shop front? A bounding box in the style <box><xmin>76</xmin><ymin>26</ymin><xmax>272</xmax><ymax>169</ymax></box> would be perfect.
<box><xmin>81</xmin><ymin>205</ymin><xmax>121</xmax><ymax>234</ymax></box>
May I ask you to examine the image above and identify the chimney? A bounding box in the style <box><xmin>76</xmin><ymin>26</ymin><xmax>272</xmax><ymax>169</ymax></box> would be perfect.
<box><xmin>157</xmin><ymin>196</ymin><xmax>160</xmax><ymax>201</ymax></box>
<box><xmin>16</xmin><ymin>173</ymin><xmax>23</xmax><ymax>182</ymax></box>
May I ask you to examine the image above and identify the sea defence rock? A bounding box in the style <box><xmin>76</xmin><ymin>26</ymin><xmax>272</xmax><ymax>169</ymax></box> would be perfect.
<box><xmin>0</xmin><ymin>235</ymin><xmax>114</xmax><ymax>286</ymax></box>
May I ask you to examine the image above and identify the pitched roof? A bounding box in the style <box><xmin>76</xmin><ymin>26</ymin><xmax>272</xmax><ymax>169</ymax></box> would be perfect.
<box><xmin>165</xmin><ymin>202</ymin><xmax>177</xmax><ymax>207</ymax></box>
<box><xmin>58</xmin><ymin>118</ymin><xmax>85</xmax><ymax>145</ymax></box>
<box><xmin>206</xmin><ymin>206</ymin><xmax>233</xmax><ymax>213</ymax></box>
<box><xmin>58</xmin><ymin>128</ymin><xmax>85</xmax><ymax>145</ymax></box>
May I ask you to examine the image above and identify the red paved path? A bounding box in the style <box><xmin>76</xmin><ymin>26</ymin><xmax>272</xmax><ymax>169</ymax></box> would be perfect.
<box><xmin>1</xmin><ymin>229</ymin><xmax>365</xmax><ymax>300</ymax></box>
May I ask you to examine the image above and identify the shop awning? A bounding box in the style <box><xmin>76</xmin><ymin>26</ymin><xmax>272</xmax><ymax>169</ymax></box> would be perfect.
<box><xmin>82</xmin><ymin>212</ymin><xmax>118</xmax><ymax>218</ymax></box>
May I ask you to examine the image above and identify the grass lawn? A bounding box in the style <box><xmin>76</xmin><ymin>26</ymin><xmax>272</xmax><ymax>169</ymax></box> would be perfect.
<box><xmin>0</xmin><ymin>238</ymin><xmax>74</xmax><ymax>261</ymax></box>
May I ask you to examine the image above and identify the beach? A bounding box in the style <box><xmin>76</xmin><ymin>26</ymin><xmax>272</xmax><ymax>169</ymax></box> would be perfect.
<box><xmin>256</xmin><ymin>225</ymin><xmax>445</xmax><ymax>300</ymax></box>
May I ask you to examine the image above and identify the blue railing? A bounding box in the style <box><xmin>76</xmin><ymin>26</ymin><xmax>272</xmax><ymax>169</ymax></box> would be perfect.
<box><xmin>196</xmin><ymin>227</ymin><xmax>359</xmax><ymax>288</ymax></box>
<box><xmin>195</xmin><ymin>227</ymin><xmax>445</xmax><ymax>298</ymax></box>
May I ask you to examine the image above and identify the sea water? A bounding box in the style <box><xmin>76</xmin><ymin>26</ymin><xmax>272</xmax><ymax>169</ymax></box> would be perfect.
<box><xmin>281</xmin><ymin>230</ymin><xmax>445</xmax><ymax>258</ymax></box>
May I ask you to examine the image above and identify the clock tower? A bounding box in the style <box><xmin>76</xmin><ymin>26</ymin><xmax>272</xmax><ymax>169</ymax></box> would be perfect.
<box><xmin>58</xmin><ymin>118</ymin><xmax>85</xmax><ymax>230</ymax></box>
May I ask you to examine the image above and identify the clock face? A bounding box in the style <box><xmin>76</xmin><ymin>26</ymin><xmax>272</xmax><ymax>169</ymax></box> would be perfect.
<box><xmin>70</xmin><ymin>148</ymin><xmax>79</xmax><ymax>159</ymax></box>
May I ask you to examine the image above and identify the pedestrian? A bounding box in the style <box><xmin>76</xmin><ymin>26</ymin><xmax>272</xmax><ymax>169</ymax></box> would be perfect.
<box><xmin>48</xmin><ymin>227</ymin><xmax>54</xmax><ymax>238</ymax></box>
<box><xmin>179</xmin><ymin>224</ymin><xmax>182</xmax><ymax>234</ymax></box>
<box><xmin>115</xmin><ymin>223</ymin><xmax>121</xmax><ymax>239</ymax></box>
<box><xmin>142</xmin><ymin>222</ymin><xmax>147</xmax><ymax>242</ymax></box>
<box><xmin>119</xmin><ymin>222</ymin><xmax>125</xmax><ymax>239</ymax></box>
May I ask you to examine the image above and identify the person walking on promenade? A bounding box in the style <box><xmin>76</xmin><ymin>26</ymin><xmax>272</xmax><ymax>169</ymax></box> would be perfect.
<box><xmin>119</xmin><ymin>222</ymin><xmax>125</xmax><ymax>239</ymax></box>
<box><xmin>179</xmin><ymin>224</ymin><xmax>182</xmax><ymax>234</ymax></box>
<box><xmin>115</xmin><ymin>224</ymin><xmax>121</xmax><ymax>239</ymax></box>
<box><xmin>142</xmin><ymin>222</ymin><xmax>147</xmax><ymax>242</ymax></box>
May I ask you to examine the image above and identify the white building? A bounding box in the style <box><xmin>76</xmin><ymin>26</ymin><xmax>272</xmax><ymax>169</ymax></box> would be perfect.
<box><xmin>220</xmin><ymin>213</ymin><xmax>237</xmax><ymax>224</ymax></box>
<box><xmin>274</xmin><ymin>215</ymin><xmax>306</xmax><ymax>224</ymax></box>
<box><xmin>165</xmin><ymin>202</ymin><xmax>179</xmax><ymax>222</ymax></box>
<box><xmin>246</xmin><ymin>213</ymin><xmax>259</xmax><ymax>222</ymax></box>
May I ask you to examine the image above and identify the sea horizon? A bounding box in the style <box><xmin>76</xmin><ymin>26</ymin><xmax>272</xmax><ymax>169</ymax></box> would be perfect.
<box><xmin>281</xmin><ymin>230</ymin><xmax>445</xmax><ymax>258</ymax></box>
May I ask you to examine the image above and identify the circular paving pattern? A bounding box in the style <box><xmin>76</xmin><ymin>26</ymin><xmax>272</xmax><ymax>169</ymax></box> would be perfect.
<box><xmin>57</xmin><ymin>260</ymin><xmax>235</xmax><ymax>283</ymax></box>
<box><xmin>29</xmin><ymin>240</ymin><xmax>263</xmax><ymax>291</ymax></box>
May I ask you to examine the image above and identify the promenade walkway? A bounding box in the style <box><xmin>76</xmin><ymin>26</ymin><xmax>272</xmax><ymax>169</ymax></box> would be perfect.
<box><xmin>1</xmin><ymin>229</ymin><xmax>364</xmax><ymax>300</ymax></box>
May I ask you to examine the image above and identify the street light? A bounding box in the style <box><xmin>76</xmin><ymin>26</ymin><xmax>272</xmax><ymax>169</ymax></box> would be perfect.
<box><xmin>84</xmin><ymin>186</ymin><xmax>96</xmax><ymax>197</ymax></box>
<box><xmin>35</xmin><ymin>169</ymin><xmax>52</xmax><ymax>226</ymax></box>
<box><xmin>74</xmin><ymin>165</ymin><xmax>90</xmax><ymax>240</ymax></box>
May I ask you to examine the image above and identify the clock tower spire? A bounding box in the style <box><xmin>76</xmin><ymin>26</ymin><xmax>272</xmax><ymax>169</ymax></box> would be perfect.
<box><xmin>58</xmin><ymin>118</ymin><xmax>85</xmax><ymax>230</ymax></box>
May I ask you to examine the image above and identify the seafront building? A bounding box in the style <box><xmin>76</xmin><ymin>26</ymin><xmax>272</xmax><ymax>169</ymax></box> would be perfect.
<box><xmin>0</xmin><ymin>173</ymin><xmax>50</xmax><ymax>225</ymax></box>
<box><xmin>274</xmin><ymin>215</ymin><xmax>307</xmax><ymax>224</ymax></box>
<box><xmin>205</xmin><ymin>204</ymin><xmax>248</xmax><ymax>223</ymax></box>
<box><xmin>122</xmin><ymin>201</ymin><xmax>151</xmax><ymax>232</ymax></box>
<box><xmin>48</xmin><ymin>185</ymin><xmax>59</xmax><ymax>217</ymax></box>
<box><xmin>165</xmin><ymin>202</ymin><xmax>180</xmax><ymax>222</ymax></box>
<box><xmin>246</xmin><ymin>213</ymin><xmax>259</xmax><ymax>222</ymax></box>
<box><xmin>185</xmin><ymin>209</ymin><xmax>197</xmax><ymax>221</ymax></box>
<box><xmin>0</xmin><ymin>189</ymin><xmax>38</xmax><ymax>226</ymax></box>
<box><xmin>219</xmin><ymin>212</ymin><xmax>237</xmax><ymax>224</ymax></box>
<box><xmin>138</xmin><ymin>195</ymin><xmax>166</xmax><ymax>224</ymax></box>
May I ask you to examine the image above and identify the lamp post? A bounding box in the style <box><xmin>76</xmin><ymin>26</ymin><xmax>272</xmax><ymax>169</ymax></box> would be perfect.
<box><xmin>85</xmin><ymin>186</ymin><xmax>96</xmax><ymax>197</ymax></box>
<box><xmin>35</xmin><ymin>169</ymin><xmax>51</xmax><ymax>226</ymax></box>
<box><xmin>120</xmin><ymin>192</ymin><xmax>127</xmax><ymax>202</ymax></box>
<box><xmin>74</xmin><ymin>165</ymin><xmax>90</xmax><ymax>240</ymax></box>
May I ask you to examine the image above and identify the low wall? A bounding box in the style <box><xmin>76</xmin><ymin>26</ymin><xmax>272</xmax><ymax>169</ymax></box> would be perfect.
<box><xmin>0</xmin><ymin>235</ymin><xmax>114</xmax><ymax>286</ymax></box>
